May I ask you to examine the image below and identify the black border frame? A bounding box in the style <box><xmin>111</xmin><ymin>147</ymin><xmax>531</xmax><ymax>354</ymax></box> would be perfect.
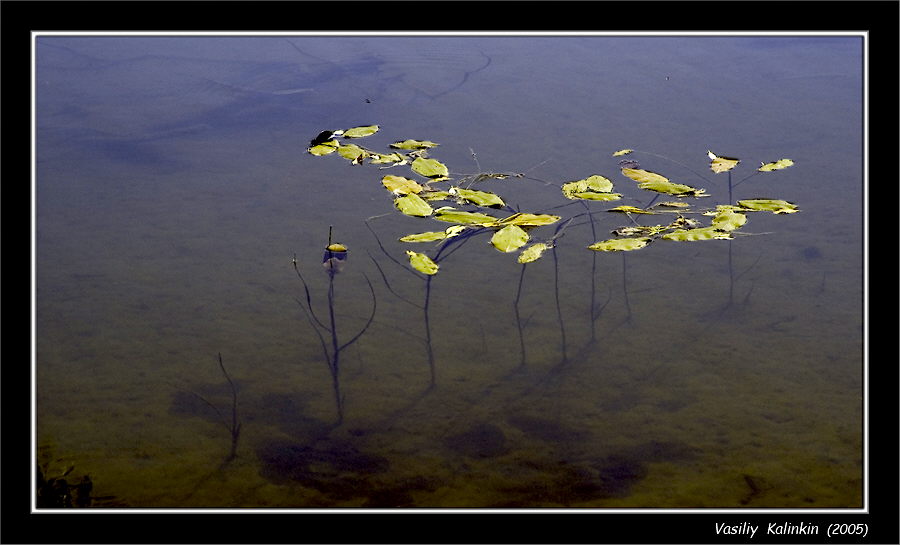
<box><xmin>3</xmin><ymin>1</ymin><xmax>896</xmax><ymax>543</ymax></box>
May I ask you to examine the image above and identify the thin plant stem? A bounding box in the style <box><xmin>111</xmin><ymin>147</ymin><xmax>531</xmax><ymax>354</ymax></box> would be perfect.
<box><xmin>583</xmin><ymin>202</ymin><xmax>598</xmax><ymax>342</ymax></box>
<box><xmin>513</xmin><ymin>264</ymin><xmax>527</xmax><ymax>367</ymax></box>
<box><xmin>423</xmin><ymin>276</ymin><xmax>436</xmax><ymax>388</ymax></box>
<box><xmin>552</xmin><ymin>245</ymin><xmax>567</xmax><ymax>364</ymax></box>
<box><xmin>216</xmin><ymin>353</ymin><xmax>241</xmax><ymax>462</ymax></box>
<box><xmin>622</xmin><ymin>252</ymin><xmax>632</xmax><ymax>323</ymax></box>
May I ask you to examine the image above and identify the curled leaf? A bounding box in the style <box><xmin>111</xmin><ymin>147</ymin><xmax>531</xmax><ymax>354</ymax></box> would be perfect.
<box><xmin>621</xmin><ymin>168</ymin><xmax>707</xmax><ymax>197</ymax></box>
<box><xmin>758</xmin><ymin>159</ymin><xmax>794</xmax><ymax>172</ymax></box>
<box><xmin>518</xmin><ymin>242</ymin><xmax>551</xmax><ymax>263</ymax></box>
<box><xmin>737</xmin><ymin>199</ymin><xmax>799</xmax><ymax>214</ymax></box>
<box><xmin>707</xmin><ymin>150</ymin><xmax>740</xmax><ymax>173</ymax></box>
<box><xmin>406</xmin><ymin>251</ymin><xmax>439</xmax><ymax>275</ymax></box>
<box><xmin>612</xmin><ymin>149</ymin><xmax>634</xmax><ymax>156</ymax></box>
<box><xmin>588</xmin><ymin>237</ymin><xmax>651</xmax><ymax>252</ymax></box>
<box><xmin>561</xmin><ymin>175</ymin><xmax>616</xmax><ymax>200</ymax></box>
<box><xmin>608</xmin><ymin>205</ymin><xmax>657</xmax><ymax>215</ymax></box>
<box><xmin>491</xmin><ymin>224</ymin><xmax>530</xmax><ymax>253</ymax></box>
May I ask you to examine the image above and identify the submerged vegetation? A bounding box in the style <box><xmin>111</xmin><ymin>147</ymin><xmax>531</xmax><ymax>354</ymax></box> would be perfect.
<box><xmin>302</xmin><ymin>124</ymin><xmax>798</xmax><ymax>420</ymax></box>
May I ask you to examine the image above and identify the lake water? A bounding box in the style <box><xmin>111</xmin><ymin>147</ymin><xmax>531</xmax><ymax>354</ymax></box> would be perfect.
<box><xmin>34</xmin><ymin>34</ymin><xmax>864</xmax><ymax>509</ymax></box>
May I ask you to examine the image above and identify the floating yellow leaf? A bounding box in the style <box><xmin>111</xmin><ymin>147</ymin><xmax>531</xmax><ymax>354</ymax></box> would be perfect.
<box><xmin>621</xmin><ymin>167</ymin><xmax>706</xmax><ymax>197</ymax></box>
<box><xmin>390</xmin><ymin>139</ymin><xmax>439</xmax><ymax>150</ymax></box>
<box><xmin>710</xmin><ymin>209</ymin><xmax>747</xmax><ymax>231</ymax></box>
<box><xmin>369</xmin><ymin>152</ymin><xmax>405</xmax><ymax>165</ymax></box>
<box><xmin>707</xmin><ymin>150</ymin><xmax>740</xmax><ymax>173</ymax></box>
<box><xmin>653</xmin><ymin>201</ymin><xmax>691</xmax><ymax>209</ymax></box>
<box><xmin>399</xmin><ymin>231</ymin><xmax>448</xmax><ymax>243</ymax></box>
<box><xmin>411</xmin><ymin>157</ymin><xmax>449</xmax><ymax>179</ymax></box>
<box><xmin>493</xmin><ymin>212</ymin><xmax>561</xmax><ymax>227</ymax></box>
<box><xmin>394</xmin><ymin>193</ymin><xmax>434</xmax><ymax>217</ymax></box>
<box><xmin>406</xmin><ymin>251</ymin><xmax>439</xmax><ymax>275</ymax></box>
<box><xmin>307</xmin><ymin>140</ymin><xmax>339</xmax><ymax>156</ymax></box>
<box><xmin>572</xmin><ymin>192</ymin><xmax>622</xmax><ymax>201</ymax></box>
<box><xmin>491</xmin><ymin>225</ymin><xmax>530</xmax><ymax>253</ymax></box>
<box><xmin>588</xmin><ymin>237</ymin><xmax>651</xmax><ymax>252</ymax></box>
<box><xmin>419</xmin><ymin>190</ymin><xmax>453</xmax><ymax>201</ymax></box>
<box><xmin>518</xmin><ymin>242</ymin><xmax>551</xmax><ymax>263</ymax></box>
<box><xmin>342</xmin><ymin>125</ymin><xmax>380</xmax><ymax>138</ymax></box>
<box><xmin>662</xmin><ymin>226</ymin><xmax>732</xmax><ymax>241</ymax></box>
<box><xmin>613</xmin><ymin>149</ymin><xmax>633</xmax><ymax>156</ymax></box>
<box><xmin>382</xmin><ymin>175</ymin><xmax>424</xmax><ymax>195</ymax></box>
<box><xmin>337</xmin><ymin>143</ymin><xmax>369</xmax><ymax>163</ymax></box>
<box><xmin>450</xmin><ymin>187</ymin><xmax>505</xmax><ymax>208</ymax></box>
<box><xmin>737</xmin><ymin>199</ymin><xmax>799</xmax><ymax>214</ymax></box>
<box><xmin>561</xmin><ymin>175</ymin><xmax>615</xmax><ymax>199</ymax></box>
<box><xmin>758</xmin><ymin>159</ymin><xmax>794</xmax><ymax>172</ymax></box>
<box><xmin>399</xmin><ymin>225</ymin><xmax>467</xmax><ymax>243</ymax></box>
<box><xmin>608</xmin><ymin>205</ymin><xmax>656</xmax><ymax>215</ymax></box>
<box><xmin>433</xmin><ymin>207</ymin><xmax>499</xmax><ymax>225</ymax></box>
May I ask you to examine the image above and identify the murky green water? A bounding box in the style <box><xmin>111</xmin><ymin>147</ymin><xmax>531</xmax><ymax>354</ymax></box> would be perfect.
<box><xmin>35</xmin><ymin>34</ymin><xmax>863</xmax><ymax>509</ymax></box>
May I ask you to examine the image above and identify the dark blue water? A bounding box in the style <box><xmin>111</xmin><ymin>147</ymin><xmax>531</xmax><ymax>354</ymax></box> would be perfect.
<box><xmin>35</xmin><ymin>35</ymin><xmax>863</xmax><ymax>508</ymax></box>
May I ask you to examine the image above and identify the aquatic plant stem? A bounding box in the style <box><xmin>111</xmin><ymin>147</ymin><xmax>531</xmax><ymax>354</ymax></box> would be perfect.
<box><xmin>327</xmin><ymin>273</ymin><xmax>344</xmax><ymax>424</ymax></box>
<box><xmin>552</xmin><ymin>246</ymin><xmax>567</xmax><ymax>364</ymax></box>
<box><xmin>423</xmin><ymin>276</ymin><xmax>436</xmax><ymax>388</ymax></box>
<box><xmin>622</xmin><ymin>253</ymin><xmax>633</xmax><ymax>323</ymax></box>
<box><xmin>217</xmin><ymin>353</ymin><xmax>241</xmax><ymax>462</ymax></box>
<box><xmin>583</xmin><ymin>202</ymin><xmax>598</xmax><ymax>342</ymax></box>
<box><xmin>513</xmin><ymin>264</ymin><xmax>527</xmax><ymax>367</ymax></box>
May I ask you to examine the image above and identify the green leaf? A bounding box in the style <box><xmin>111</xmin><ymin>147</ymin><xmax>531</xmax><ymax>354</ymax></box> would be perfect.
<box><xmin>758</xmin><ymin>159</ymin><xmax>794</xmax><ymax>172</ymax></box>
<box><xmin>571</xmin><ymin>192</ymin><xmax>623</xmax><ymax>201</ymax></box>
<box><xmin>662</xmin><ymin>226</ymin><xmax>733</xmax><ymax>241</ymax></box>
<box><xmin>419</xmin><ymin>190</ymin><xmax>453</xmax><ymax>201</ymax></box>
<box><xmin>406</xmin><ymin>251</ymin><xmax>439</xmax><ymax>275</ymax></box>
<box><xmin>518</xmin><ymin>242</ymin><xmax>551</xmax><ymax>263</ymax></box>
<box><xmin>369</xmin><ymin>152</ymin><xmax>405</xmax><ymax>165</ymax></box>
<box><xmin>342</xmin><ymin>125</ymin><xmax>380</xmax><ymax>138</ymax></box>
<box><xmin>433</xmin><ymin>207</ymin><xmax>499</xmax><ymax>225</ymax></box>
<box><xmin>394</xmin><ymin>193</ymin><xmax>434</xmax><ymax>217</ymax></box>
<box><xmin>493</xmin><ymin>212</ymin><xmax>561</xmax><ymax>227</ymax></box>
<box><xmin>608</xmin><ymin>205</ymin><xmax>657</xmax><ymax>215</ymax></box>
<box><xmin>382</xmin><ymin>175</ymin><xmax>424</xmax><ymax>195</ymax></box>
<box><xmin>307</xmin><ymin>140</ymin><xmax>339</xmax><ymax>156</ymax></box>
<box><xmin>588</xmin><ymin>237</ymin><xmax>651</xmax><ymax>252</ymax></box>
<box><xmin>390</xmin><ymin>139</ymin><xmax>439</xmax><ymax>150</ymax></box>
<box><xmin>561</xmin><ymin>175</ymin><xmax>615</xmax><ymax>199</ymax></box>
<box><xmin>710</xmin><ymin>209</ymin><xmax>747</xmax><ymax>231</ymax></box>
<box><xmin>490</xmin><ymin>224</ymin><xmax>530</xmax><ymax>253</ymax></box>
<box><xmin>411</xmin><ymin>157</ymin><xmax>449</xmax><ymax>179</ymax></box>
<box><xmin>450</xmin><ymin>187</ymin><xmax>506</xmax><ymax>208</ymax></box>
<box><xmin>399</xmin><ymin>225</ymin><xmax>467</xmax><ymax>243</ymax></box>
<box><xmin>337</xmin><ymin>143</ymin><xmax>369</xmax><ymax>163</ymax></box>
<box><xmin>621</xmin><ymin>167</ymin><xmax>707</xmax><ymax>197</ymax></box>
<box><xmin>737</xmin><ymin>199</ymin><xmax>799</xmax><ymax>214</ymax></box>
<box><xmin>707</xmin><ymin>150</ymin><xmax>740</xmax><ymax>173</ymax></box>
<box><xmin>399</xmin><ymin>231</ymin><xmax>449</xmax><ymax>243</ymax></box>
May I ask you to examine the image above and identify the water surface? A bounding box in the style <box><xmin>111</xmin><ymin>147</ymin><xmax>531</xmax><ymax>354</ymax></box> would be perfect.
<box><xmin>35</xmin><ymin>34</ymin><xmax>864</xmax><ymax>508</ymax></box>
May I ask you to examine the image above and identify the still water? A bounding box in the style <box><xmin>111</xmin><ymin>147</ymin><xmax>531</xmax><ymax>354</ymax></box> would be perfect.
<box><xmin>34</xmin><ymin>34</ymin><xmax>863</xmax><ymax>508</ymax></box>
